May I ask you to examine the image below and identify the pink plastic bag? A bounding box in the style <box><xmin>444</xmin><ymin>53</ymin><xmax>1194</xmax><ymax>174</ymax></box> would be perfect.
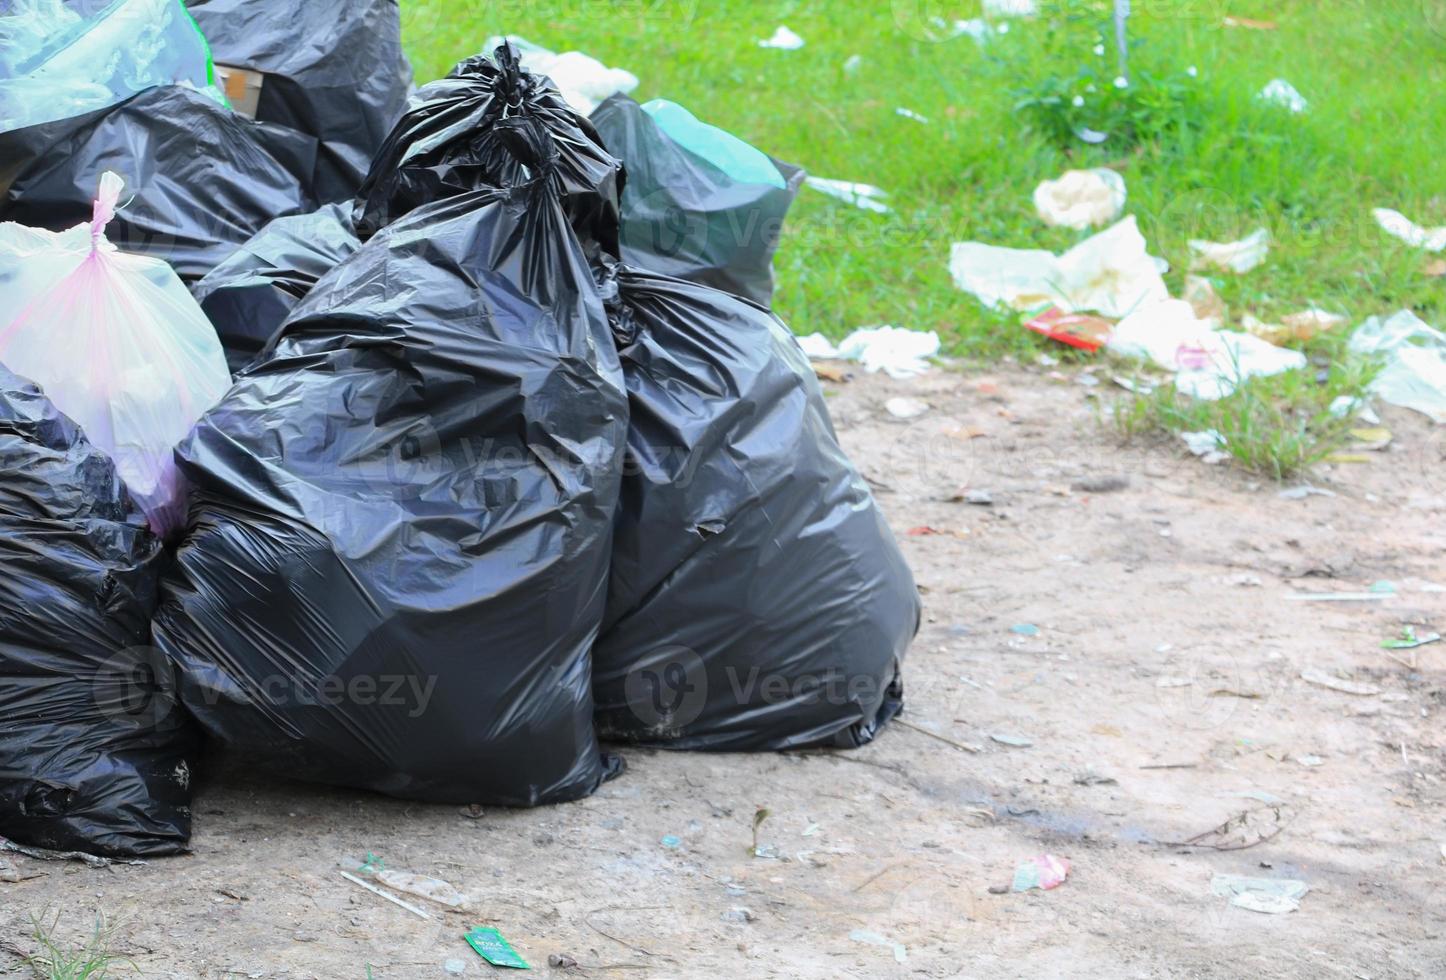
<box><xmin>0</xmin><ymin>172</ymin><xmax>231</xmax><ymax>536</ymax></box>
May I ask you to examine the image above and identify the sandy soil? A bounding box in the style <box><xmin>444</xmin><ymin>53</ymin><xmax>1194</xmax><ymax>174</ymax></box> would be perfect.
<box><xmin>3</xmin><ymin>362</ymin><xmax>1444</xmax><ymax>979</ymax></box>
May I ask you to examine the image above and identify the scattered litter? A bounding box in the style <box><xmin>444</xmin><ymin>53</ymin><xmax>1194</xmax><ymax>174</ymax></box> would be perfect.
<box><xmin>548</xmin><ymin>954</ymin><xmax>579</xmax><ymax>969</ymax></box>
<box><xmin>660</xmin><ymin>835</ymin><xmax>682</xmax><ymax>849</ymax></box>
<box><xmin>804</xmin><ymin>176</ymin><xmax>891</xmax><ymax>213</ymax></box>
<box><xmin>1298</xmin><ymin>754</ymin><xmax>1325</xmax><ymax>767</ymax></box>
<box><xmin>1033</xmin><ymin>168</ymin><xmax>1127</xmax><ymax>230</ymax></box>
<box><xmin>1223</xmin><ymin>16</ymin><xmax>1278</xmax><ymax>29</ymax></box>
<box><xmin>340</xmin><ymin>870</ymin><xmax>432</xmax><ymax>920</ymax></box>
<box><xmin>0</xmin><ymin>837</ymin><xmax>143</xmax><ymax>869</ymax></box>
<box><xmin>1156</xmin><ymin>676</ymin><xmax>1194</xmax><ymax>689</ymax></box>
<box><xmin>1258</xmin><ymin>78</ymin><xmax>1308</xmax><ymax>113</ymax></box>
<box><xmin>796</xmin><ymin>325</ymin><xmax>940</xmax><ymax>378</ymax></box>
<box><xmin>896</xmin><ymin>107</ymin><xmax>930</xmax><ymax>124</ymax></box>
<box><xmin>1011</xmin><ymin>854</ymin><xmax>1070</xmax><ymax>891</ymax></box>
<box><xmin>983</xmin><ymin>0</ymin><xmax>1037</xmax><ymax>15</ymax></box>
<box><xmin>374</xmin><ymin>869</ymin><xmax>467</xmax><ymax>909</ymax></box>
<box><xmin>444</xmin><ymin>958</ymin><xmax>468</xmax><ymax>976</ymax></box>
<box><xmin>482</xmin><ymin>36</ymin><xmax>638</xmax><ymax>114</ymax></box>
<box><xmin>1328</xmin><ymin>395</ymin><xmax>1381</xmax><ymax>423</ymax></box>
<box><xmin>849</xmin><ymin>929</ymin><xmax>908</xmax><ymax>963</ymax></box>
<box><xmin>950</xmin><ymin>215</ymin><xmax>1169</xmax><ymax>318</ymax></box>
<box><xmin>1180</xmin><ymin>429</ymin><xmax>1229</xmax><ymax>463</ymax></box>
<box><xmin>465</xmin><ymin>926</ymin><xmax>530</xmax><ymax>970</ymax></box>
<box><xmin>1382</xmin><ymin>627</ymin><xmax>1442</xmax><ymax>650</ymax></box>
<box><xmin>943</xmin><ymin>18</ymin><xmax>993</xmax><ymax>42</ymax></box>
<box><xmin>1073</xmin><ymin>771</ymin><xmax>1118</xmax><ymax>786</ymax></box>
<box><xmin>1023</xmin><ymin>307</ymin><xmax>1113</xmax><ymax>352</ymax></box>
<box><xmin>990</xmin><ymin>733</ymin><xmax>1034</xmax><ymax>748</ymax></box>
<box><xmin>758</xmin><ymin>25</ymin><xmax>805</xmax><ymax>49</ymax></box>
<box><xmin>1373</xmin><ymin>208</ymin><xmax>1446</xmax><ymax>253</ymax></box>
<box><xmin>1373</xmin><ymin>579</ymin><xmax>1398</xmax><ymax>593</ymax></box>
<box><xmin>1184</xmin><ymin>276</ymin><xmax>1226</xmax><ymax>325</ymax></box>
<box><xmin>885</xmin><ymin>397</ymin><xmax>931</xmax><ymax>420</ymax></box>
<box><xmin>1278</xmin><ymin>485</ymin><xmax>1336</xmax><ymax>500</ymax></box>
<box><xmin>1347</xmin><ymin>310</ymin><xmax>1446</xmax><ymax>423</ymax></box>
<box><xmin>1010</xmin><ymin>623</ymin><xmax>1041</xmax><ymax>636</ymax></box>
<box><xmin>843</xmin><ymin>54</ymin><xmax>863</xmax><ymax>73</ymax></box>
<box><xmin>1282</xmin><ymin>308</ymin><xmax>1348</xmax><ymax>338</ymax></box>
<box><xmin>1212</xmin><ymin>874</ymin><xmax>1308</xmax><ymax>913</ymax></box>
<box><xmin>1284</xmin><ymin>592</ymin><xmax>1390</xmax><ymax>602</ymax></box>
<box><xmin>1189</xmin><ymin>229</ymin><xmax>1270</xmax><ymax>274</ymax></box>
<box><xmin>1109</xmin><ymin>299</ymin><xmax>1307</xmax><ymax>399</ymax></box>
<box><xmin>961</xmin><ymin>488</ymin><xmax>994</xmax><ymax>506</ymax></box>
<box><xmin>1167</xmin><ymin>806</ymin><xmax>1291</xmax><ymax>851</ymax></box>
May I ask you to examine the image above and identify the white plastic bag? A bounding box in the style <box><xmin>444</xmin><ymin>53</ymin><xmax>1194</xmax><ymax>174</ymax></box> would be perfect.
<box><xmin>1033</xmin><ymin>168</ymin><xmax>1126</xmax><ymax>230</ymax></box>
<box><xmin>0</xmin><ymin>0</ymin><xmax>225</xmax><ymax>133</ymax></box>
<box><xmin>0</xmin><ymin>173</ymin><xmax>231</xmax><ymax>536</ymax></box>
<box><xmin>481</xmin><ymin>35</ymin><xmax>637</xmax><ymax>114</ymax></box>
<box><xmin>1348</xmin><ymin>310</ymin><xmax>1446</xmax><ymax>423</ymax></box>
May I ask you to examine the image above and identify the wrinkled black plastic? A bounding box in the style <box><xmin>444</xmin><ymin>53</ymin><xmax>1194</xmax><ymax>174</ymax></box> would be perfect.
<box><xmin>152</xmin><ymin>122</ymin><xmax>631</xmax><ymax>803</ymax></box>
<box><xmin>0</xmin><ymin>85</ymin><xmax>315</xmax><ymax>282</ymax></box>
<box><xmin>185</xmin><ymin>0</ymin><xmax>413</xmax><ymax>204</ymax></box>
<box><xmin>0</xmin><ymin>367</ymin><xmax>195</xmax><ymax>857</ymax></box>
<box><xmin>353</xmin><ymin>48</ymin><xmax>622</xmax><ymax>259</ymax></box>
<box><xmin>192</xmin><ymin>203</ymin><xmax>361</xmax><ymax>373</ymax></box>
<box><xmin>590</xmin><ymin>95</ymin><xmax>804</xmax><ymax>306</ymax></box>
<box><xmin>591</xmin><ymin>265</ymin><xmax>918</xmax><ymax>749</ymax></box>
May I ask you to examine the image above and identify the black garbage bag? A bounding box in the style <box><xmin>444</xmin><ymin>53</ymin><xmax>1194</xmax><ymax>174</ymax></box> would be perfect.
<box><xmin>0</xmin><ymin>367</ymin><xmax>195</xmax><ymax>857</ymax></box>
<box><xmin>353</xmin><ymin>49</ymin><xmax>622</xmax><ymax>258</ymax></box>
<box><xmin>0</xmin><ymin>85</ymin><xmax>315</xmax><ymax>282</ymax></box>
<box><xmin>590</xmin><ymin>95</ymin><xmax>804</xmax><ymax>306</ymax></box>
<box><xmin>591</xmin><ymin>265</ymin><xmax>918</xmax><ymax>750</ymax></box>
<box><xmin>191</xmin><ymin>203</ymin><xmax>361</xmax><ymax>373</ymax></box>
<box><xmin>151</xmin><ymin>118</ymin><xmax>631</xmax><ymax>804</ymax></box>
<box><xmin>185</xmin><ymin>0</ymin><xmax>413</xmax><ymax>204</ymax></box>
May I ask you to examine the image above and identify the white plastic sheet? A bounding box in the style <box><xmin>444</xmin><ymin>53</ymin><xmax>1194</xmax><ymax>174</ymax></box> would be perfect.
<box><xmin>0</xmin><ymin>173</ymin><xmax>231</xmax><ymax>535</ymax></box>
<box><xmin>805</xmin><ymin>177</ymin><xmax>892</xmax><ymax>214</ymax></box>
<box><xmin>1348</xmin><ymin>310</ymin><xmax>1446</xmax><ymax>423</ymax></box>
<box><xmin>1189</xmin><ymin>228</ymin><xmax>1270</xmax><ymax>273</ymax></box>
<box><xmin>1372</xmin><ymin>208</ymin><xmax>1446</xmax><ymax>252</ymax></box>
<box><xmin>796</xmin><ymin>325</ymin><xmax>941</xmax><ymax>379</ymax></box>
<box><xmin>1107</xmin><ymin>299</ymin><xmax>1306</xmax><ymax>400</ymax></box>
<box><xmin>1258</xmin><ymin>78</ymin><xmax>1308</xmax><ymax>113</ymax></box>
<box><xmin>950</xmin><ymin>215</ymin><xmax>1169</xmax><ymax>319</ymax></box>
<box><xmin>758</xmin><ymin>26</ymin><xmax>805</xmax><ymax>49</ymax></box>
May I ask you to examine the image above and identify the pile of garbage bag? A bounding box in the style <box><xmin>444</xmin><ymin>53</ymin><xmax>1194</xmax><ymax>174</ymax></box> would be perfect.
<box><xmin>0</xmin><ymin>35</ymin><xmax>917</xmax><ymax>857</ymax></box>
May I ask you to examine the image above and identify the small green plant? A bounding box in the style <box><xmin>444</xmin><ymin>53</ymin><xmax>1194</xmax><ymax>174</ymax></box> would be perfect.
<box><xmin>1110</xmin><ymin>347</ymin><xmax>1382</xmax><ymax>479</ymax></box>
<box><xmin>22</xmin><ymin>912</ymin><xmax>130</xmax><ymax>980</ymax></box>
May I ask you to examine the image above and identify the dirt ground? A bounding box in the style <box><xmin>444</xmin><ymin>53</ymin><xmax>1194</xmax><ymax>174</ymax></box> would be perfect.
<box><xmin>3</xmin><ymin>362</ymin><xmax>1444</xmax><ymax>979</ymax></box>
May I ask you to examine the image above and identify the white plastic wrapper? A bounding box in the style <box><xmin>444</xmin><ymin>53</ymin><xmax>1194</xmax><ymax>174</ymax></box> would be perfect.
<box><xmin>0</xmin><ymin>173</ymin><xmax>232</xmax><ymax>535</ymax></box>
<box><xmin>796</xmin><ymin>325</ymin><xmax>941</xmax><ymax>379</ymax></box>
<box><xmin>1188</xmin><ymin>228</ymin><xmax>1270</xmax><ymax>274</ymax></box>
<box><xmin>1348</xmin><ymin>310</ymin><xmax>1446</xmax><ymax>423</ymax></box>
<box><xmin>1373</xmin><ymin>208</ymin><xmax>1446</xmax><ymax>252</ymax></box>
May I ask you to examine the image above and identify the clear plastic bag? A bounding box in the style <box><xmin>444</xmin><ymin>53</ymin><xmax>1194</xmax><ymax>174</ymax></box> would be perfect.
<box><xmin>0</xmin><ymin>172</ymin><xmax>232</xmax><ymax>537</ymax></box>
<box><xmin>0</xmin><ymin>0</ymin><xmax>224</xmax><ymax>134</ymax></box>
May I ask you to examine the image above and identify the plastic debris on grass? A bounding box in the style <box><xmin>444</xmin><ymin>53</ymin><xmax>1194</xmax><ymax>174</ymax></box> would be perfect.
<box><xmin>482</xmin><ymin>35</ymin><xmax>637</xmax><ymax>113</ymax></box>
<box><xmin>804</xmin><ymin>177</ymin><xmax>891</xmax><ymax>213</ymax></box>
<box><xmin>1107</xmin><ymin>299</ymin><xmax>1306</xmax><ymax>399</ymax></box>
<box><xmin>1033</xmin><ymin>168</ymin><xmax>1127</xmax><ymax>230</ymax></box>
<box><xmin>1188</xmin><ymin>228</ymin><xmax>1270</xmax><ymax>274</ymax></box>
<box><xmin>1243</xmin><ymin>308</ymin><xmax>1348</xmax><ymax>345</ymax></box>
<box><xmin>950</xmin><ymin>215</ymin><xmax>1168</xmax><ymax>318</ymax></box>
<box><xmin>758</xmin><ymin>25</ymin><xmax>805</xmax><ymax>49</ymax></box>
<box><xmin>1181</xmin><ymin>429</ymin><xmax>1229</xmax><ymax>463</ymax></box>
<box><xmin>1348</xmin><ymin>310</ymin><xmax>1446</xmax><ymax>423</ymax></box>
<box><xmin>983</xmin><ymin>0</ymin><xmax>1038</xmax><ymax>16</ymax></box>
<box><xmin>1011</xmin><ymin>854</ymin><xmax>1070</xmax><ymax>891</ymax></box>
<box><xmin>1258</xmin><ymin>78</ymin><xmax>1308</xmax><ymax>113</ymax></box>
<box><xmin>796</xmin><ymin>325</ymin><xmax>941</xmax><ymax>378</ymax></box>
<box><xmin>1373</xmin><ymin>208</ymin><xmax>1446</xmax><ymax>252</ymax></box>
<box><xmin>1023</xmin><ymin>307</ymin><xmax>1113</xmax><ymax>352</ymax></box>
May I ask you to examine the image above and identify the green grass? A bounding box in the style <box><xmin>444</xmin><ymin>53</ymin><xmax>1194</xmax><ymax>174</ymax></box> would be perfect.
<box><xmin>398</xmin><ymin>0</ymin><xmax>1445</xmax><ymax>475</ymax></box>
<box><xmin>16</xmin><ymin>913</ymin><xmax>128</xmax><ymax>980</ymax></box>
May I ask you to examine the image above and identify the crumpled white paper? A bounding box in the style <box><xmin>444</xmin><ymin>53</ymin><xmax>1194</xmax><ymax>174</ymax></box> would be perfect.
<box><xmin>1348</xmin><ymin>309</ymin><xmax>1446</xmax><ymax>423</ymax></box>
<box><xmin>1373</xmin><ymin>208</ymin><xmax>1446</xmax><ymax>253</ymax></box>
<box><xmin>950</xmin><ymin>215</ymin><xmax>1169</xmax><ymax>319</ymax></box>
<box><xmin>483</xmin><ymin>36</ymin><xmax>637</xmax><ymax>114</ymax></box>
<box><xmin>1033</xmin><ymin>168</ymin><xmax>1127</xmax><ymax>230</ymax></box>
<box><xmin>795</xmin><ymin>325</ymin><xmax>941</xmax><ymax>379</ymax></box>
<box><xmin>1189</xmin><ymin>228</ymin><xmax>1270</xmax><ymax>274</ymax></box>
<box><xmin>1107</xmin><ymin>299</ymin><xmax>1307</xmax><ymax>400</ymax></box>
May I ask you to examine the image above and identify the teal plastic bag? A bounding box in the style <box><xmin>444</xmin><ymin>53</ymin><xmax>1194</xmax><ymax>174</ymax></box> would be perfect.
<box><xmin>0</xmin><ymin>0</ymin><xmax>224</xmax><ymax>134</ymax></box>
